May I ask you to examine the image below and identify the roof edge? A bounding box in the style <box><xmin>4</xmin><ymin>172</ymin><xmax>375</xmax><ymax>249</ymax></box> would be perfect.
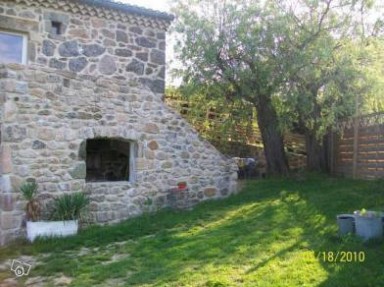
<box><xmin>77</xmin><ymin>0</ymin><xmax>175</xmax><ymax>22</ymax></box>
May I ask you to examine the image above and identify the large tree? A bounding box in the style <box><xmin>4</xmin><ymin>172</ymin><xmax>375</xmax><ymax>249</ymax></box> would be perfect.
<box><xmin>172</xmin><ymin>0</ymin><xmax>381</xmax><ymax>174</ymax></box>
<box><xmin>279</xmin><ymin>0</ymin><xmax>383</xmax><ymax>171</ymax></box>
<box><xmin>172</xmin><ymin>0</ymin><xmax>294</xmax><ymax>175</ymax></box>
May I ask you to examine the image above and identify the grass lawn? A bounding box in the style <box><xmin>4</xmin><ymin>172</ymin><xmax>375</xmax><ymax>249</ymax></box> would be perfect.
<box><xmin>1</xmin><ymin>174</ymin><xmax>384</xmax><ymax>286</ymax></box>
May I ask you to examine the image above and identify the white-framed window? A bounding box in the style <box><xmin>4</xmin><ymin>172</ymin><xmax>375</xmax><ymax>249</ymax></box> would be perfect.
<box><xmin>0</xmin><ymin>30</ymin><xmax>27</xmax><ymax>64</ymax></box>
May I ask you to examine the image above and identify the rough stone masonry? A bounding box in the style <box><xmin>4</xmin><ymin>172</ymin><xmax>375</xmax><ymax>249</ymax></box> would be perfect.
<box><xmin>0</xmin><ymin>0</ymin><xmax>238</xmax><ymax>245</ymax></box>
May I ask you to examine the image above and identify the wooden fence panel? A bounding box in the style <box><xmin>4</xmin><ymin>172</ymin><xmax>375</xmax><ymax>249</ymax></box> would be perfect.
<box><xmin>333</xmin><ymin>113</ymin><xmax>384</xmax><ymax>179</ymax></box>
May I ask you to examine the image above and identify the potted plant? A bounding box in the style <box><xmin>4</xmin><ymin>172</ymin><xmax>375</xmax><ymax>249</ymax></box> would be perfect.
<box><xmin>354</xmin><ymin>209</ymin><xmax>383</xmax><ymax>241</ymax></box>
<box><xmin>20</xmin><ymin>181</ymin><xmax>89</xmax><ymax>242</ymax></box>
<box><xmin>20</xmin><ymin>181</ymin><xmax>41</xmax><ymax>221</ymax></box>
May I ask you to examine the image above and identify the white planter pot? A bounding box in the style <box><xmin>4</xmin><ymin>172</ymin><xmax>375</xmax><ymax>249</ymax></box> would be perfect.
<box><xmin>26</xmin><ymin>220</ymin><xmax>78</xmax><ymax>242</ymax></box>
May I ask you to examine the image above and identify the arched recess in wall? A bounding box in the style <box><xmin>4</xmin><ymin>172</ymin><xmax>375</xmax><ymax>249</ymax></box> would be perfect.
<box><xmin>79</xmin><ymin>137</ymin><xmax>137</xmax><ymax>183</ymax></box>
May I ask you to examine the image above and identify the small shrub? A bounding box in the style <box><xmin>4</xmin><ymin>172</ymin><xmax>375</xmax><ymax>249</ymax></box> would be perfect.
<box><xmin>20</xmin><ymin>181</ymin><xmax>41</xmax><ymax>221</ymax></box>
<box><xmin>50</xmin><ymin>192</ymin><xmax>90</xmax><ymax>221</ymax></box>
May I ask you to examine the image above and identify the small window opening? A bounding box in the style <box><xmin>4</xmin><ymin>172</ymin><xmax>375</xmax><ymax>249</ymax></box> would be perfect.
<box><xmin>86</xmin><ymin>138</ymin><xmax>131</xmax><ymax>182</ymax></box>
<box><xmin>51</xmin><ymin>21</ymin><xmax>62</xmax><ymax>35</ymax></box>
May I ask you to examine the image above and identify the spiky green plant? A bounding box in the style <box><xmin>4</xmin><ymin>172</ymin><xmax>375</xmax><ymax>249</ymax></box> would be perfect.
<box><xmin>50</xmin><ymin>192</ymin><xmax>90</xmax><ymax>221</ymax></box>
<box><xmin>20</xmin><ymin>181</ymin><xmax>41</xmax><ymax>221</ymax></box>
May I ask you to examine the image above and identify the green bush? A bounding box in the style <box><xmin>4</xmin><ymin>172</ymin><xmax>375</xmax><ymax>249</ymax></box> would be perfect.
<box><xmin>20</xmin><ymin>181</ymin><xmax>41</xmax><ymax>221</ymax></box>
<box><xmin>50</xmin><ymin>192</ymin><xmax>90</xmax><ymax>221</ymax></box>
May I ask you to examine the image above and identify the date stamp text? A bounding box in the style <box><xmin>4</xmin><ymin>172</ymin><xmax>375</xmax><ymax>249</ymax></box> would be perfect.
<box><xmin>317</xmin><ymin>251</ymin><xmax>365</xmax><ymax>263</ymax></box>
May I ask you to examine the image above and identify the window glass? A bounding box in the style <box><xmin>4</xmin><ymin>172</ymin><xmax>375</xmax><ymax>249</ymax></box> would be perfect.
<box><xmin>0</xmin><ymin>32</ymin><xmax>25</xmax><ymax>64</ymax></box>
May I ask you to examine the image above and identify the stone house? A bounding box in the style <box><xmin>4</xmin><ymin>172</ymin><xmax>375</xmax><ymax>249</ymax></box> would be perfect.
<box><xmin>0</xmin><ymin>0</ymin><xmax>238</xmax><ymax>245</ymax></box>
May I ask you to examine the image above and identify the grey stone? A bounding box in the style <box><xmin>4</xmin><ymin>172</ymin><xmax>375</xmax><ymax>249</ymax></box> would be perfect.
<box><xmin>69</xmin><ymin>57</ymin><xmax>88</xmax><ymax>72</ymax></box>
<box><xmin>82</xmin><ymin>44</ymin><xmax>106</xmax><ymax>57</ymax></box>
<box><xmin>129</xmin><ymin>26</ymin><xmax>142</xmax><ymax>34</ymax></box>
<box><xmin>150</xmin><ymin>49</ymin><xmax>165</xmax><ymax>65</ymax></box>
<box><xmin>70</xmin><ymin>18</ymin><xmax>83</xmax><ymax>25</ymax></box>
<box><xmin>5</xmin><ymin>82</ymin><xmax>28</xmax><ymax>94</ymax></box>
<box><xmin>28</xmin><ymin>42</ymin><xmax>36</xmax><ymax>62</ymax></box>
<box><xmin>157</xmin><ymin>32</ymin><xmax>166</xmax><ymax>40</ymax></box>
<box><xmin>37</xmin><ymin>110</ymin><xmax>51</xmax><ymax>116</ymax></box>
<box><xmin>136</xmin><ymin>52</ymin><xmax>148</xmax><ymax>62</ymax></box>
<box><xmin>144</xmin><ymin>29</ymin><xmax>156</xmax><ymax>37</ymax></box>
<box><xmin>181</xmin><ymin>151</ymin><xmax>190</xmax><ymax>159</ymax></box>
<box><xmin>69</xmin><ymin>163</ymin><xmax>86</xmax><ymax>179</ymax></box>
<box><xmin>37</xmin><ymin>57</ymin><xmax>48</xmax><ymax>65</ymax></box>
<box><xmin>136</xmin><ymin>37</ymin><xmax>156</xmax><ymax>48</ymax></box>
<box><xmin>116</xmin><ymin>30</ymin><xmax>128</xmax><ymax>43</ymax></box>
<box><xmin>220</xmin><ymin>188</ymin><xmax>229</xmax><ymax>196</ymax></box>
<box><xmin>117</xmin><ymin>24</ymin><xmax>127</xmax><ymax>30</ymax></box>
<box><xmin>3</xmin><ymin>126</ymin><xmax>27</xmax><ymax>142</ymax></box>
<box><xmin>32</xmin><ymin>140</ymin><xmax>46</xmax><ymax>150</ymax></box>
<box><xmin>115</xmin><ymin>49</ymin><xmax>132</xmax><ymax>57</ymax></box>
<box><xmin>99</xmin><ymin>55</ymin><xmax>117</xmax><ymax>75</ymax></box>
<box><xmin>19</xmin><ymin>11</ymin><xmax>36</xmax><ymax>19</ymax></box>
<box><xmin>145</xmin><ymin>67</ymin><xmax>153</xmax><ymax>75</ymax></box>
<box><xmin>49</xmin><ymin>59</ymin><xmax>66</xmax><ymax>70</ymax></box>
<box><xmin>126</xmin><ymin>59</ymin><xmax>144</xmax><ymax>75</ymax></box>
<box><xmin>42</xmin><ymin>40</ymin><xmax>55</xmax><ymax>56</ymax></box>
<box><xmin>139</xmin><ymin>78</ymin><xmax>165</xmax><ymax>94</ymax></box>
<box><xmin>58</xmin><ymin>40</ymin><xmax>80</xmax><ymax>57</ymax></box>
<box><xmin>63</xmin><ymin>78</ymin><xmax>70</xmax><ymax>87</ymax></box>
<box><xmin>101</xmin><ymin>29</ymin><xmax>115</xmax><ymax>39</ymax></box>
<box><xmin>78</xmin><ymin>141</ymin><xmax>86</xmax><ymax>159</ymax></box>
<box><xmin>158</xmin><ymin>67</ymin><xmax>165</xmax><ymax>78</ymax></box>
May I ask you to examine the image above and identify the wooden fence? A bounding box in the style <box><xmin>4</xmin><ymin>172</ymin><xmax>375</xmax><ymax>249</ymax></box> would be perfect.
<box><xmin>332</xmin><ymin>112</ymin><xmax>384</xmax><ymax>179</ymax></box>
<box><xmin>165</xmin><ymin>97</ymin><xmax>307</xmax><ymax>170</ymax></box>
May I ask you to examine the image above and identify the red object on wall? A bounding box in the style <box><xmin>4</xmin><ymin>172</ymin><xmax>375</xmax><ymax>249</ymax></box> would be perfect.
<box><xmin>177</xmin><ymin>182</ymin><xmax>187</xmax><ymax>190</ymax></box>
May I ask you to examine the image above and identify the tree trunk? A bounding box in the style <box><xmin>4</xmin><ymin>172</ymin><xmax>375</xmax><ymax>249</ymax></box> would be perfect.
<box><xmin>304</xmin><ymin>129</ymin><xmax>329</xmax><ymax>172</ymax></box>
<box><xmin>255</xmin><ymin>95</ymin><xmax>289</xmax><ymax>176</ymax></box>
<box><xmin>302</xmin><ymin>86</ymin><xmax>329</xmax><ymax>173</ymax></box>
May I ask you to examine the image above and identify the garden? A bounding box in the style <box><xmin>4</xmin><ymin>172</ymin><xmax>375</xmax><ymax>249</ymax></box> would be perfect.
<box><xmin>1</xmin><ymin>0</ymin><xmax>384</xmax><ymax>286</ymax></box>
<box><xmin>1</xmin><ymin>174</ymin><xmax>384</xmax><ymax>286</ymax></box>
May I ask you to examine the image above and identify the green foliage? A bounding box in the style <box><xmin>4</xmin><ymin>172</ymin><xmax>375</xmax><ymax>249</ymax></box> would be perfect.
<box><xmin>171</xmin><ymin>0</ymin><xmax>296</xmax><ymax>173</ymax></box>
<box><xmin>20</xmin><ymin>182</ymin><xmax>38</xmax><ymax>201</ymax></box>
<box><xmin>358</xmin><ymin>38</ymin><xmax>384</xmax><ymax>113</ymax></box>
<box><xmin>19</xmin><ymin>181</ymin><xmax>41</xmax><ymax>222</ymax></box>
<box><xmin>276</xmin><ymin>0</ymin><xmax>383</xmax><ymax>140</ymax></box>
<box><xmin>171</xmin><ymin>0</ymin><xmax>383</xmax><ymax>173</ymax></box>
<box><xmin>50</xmin><ymin>192</ymin><xmax>90</xmax><ymax>221</ymax></box>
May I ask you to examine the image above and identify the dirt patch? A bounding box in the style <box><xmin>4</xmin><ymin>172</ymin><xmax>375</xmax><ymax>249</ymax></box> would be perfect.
<box><xmin>101</xmin><ymin>253</ymin><xmax>129</xmax><ymax>265</ymax></box>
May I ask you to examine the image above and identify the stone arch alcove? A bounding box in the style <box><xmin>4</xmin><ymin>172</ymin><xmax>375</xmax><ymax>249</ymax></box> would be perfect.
<box><xmin>79</xmin><ymin>138</ymin><xmax>136</xmax><ymax>182</ymax></box>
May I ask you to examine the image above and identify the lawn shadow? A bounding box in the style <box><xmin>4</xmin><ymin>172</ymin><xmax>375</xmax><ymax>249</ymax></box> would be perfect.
<box><xmin>3</xmin><ymin>175</ymin><xmax>384</xmax><ymax>286</ymax></box>
<box><xmin>287</xmin><ymin>176</ymin><xmax>384</xmax><ymax>287</ymax></box>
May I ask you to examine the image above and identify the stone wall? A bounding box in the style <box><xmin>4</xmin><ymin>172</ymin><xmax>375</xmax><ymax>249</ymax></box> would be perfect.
<box><xmin>0</xmin><ymin>0</ymin><xmax>238</xmax><ymax>245</ymax></box>
<box><xmin>0</xmin><ymin>0</ymin><xmax>167</xmax><ymax>96</ymax></box>
<box><xmin>0</xmin><ymin>64</ymin><xmax>238</xmax><ymax>245</ymax></box>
